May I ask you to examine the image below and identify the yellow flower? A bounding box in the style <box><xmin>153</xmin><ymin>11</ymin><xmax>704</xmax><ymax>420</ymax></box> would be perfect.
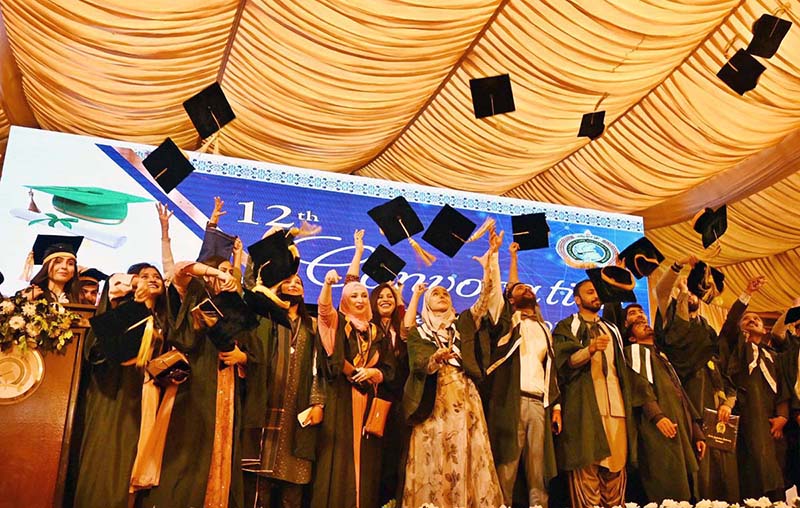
<box><xmin>8</xmin><ymin>315</ymin><xmax>25</xmax><ymax>330</ymax></box>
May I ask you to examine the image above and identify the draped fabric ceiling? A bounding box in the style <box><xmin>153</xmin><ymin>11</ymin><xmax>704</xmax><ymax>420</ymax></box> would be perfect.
<box><xmin>0</xmin><ymin>0</ymin><xmax>798</xmax><ymax>313</ymax></box>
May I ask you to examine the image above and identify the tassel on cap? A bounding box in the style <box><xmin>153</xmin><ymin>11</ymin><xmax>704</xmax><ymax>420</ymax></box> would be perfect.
<box><xmin>467</xmin><ymin>216</ymin><xmax>495</xmax><ymax>243</ymax></box>
<box><xmin>28</xmin><ymin>189</ymin><xmax>41</xmax><ymax>213</ymax></box>
<box><xmin>408</xmin><ymin>238</ymin><xmax>436</xmax><ymax>267</ymax></box>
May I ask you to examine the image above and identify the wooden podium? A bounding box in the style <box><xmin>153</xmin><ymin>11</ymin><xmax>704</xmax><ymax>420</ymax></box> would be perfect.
<box><xmin>0</xmin><ymin>304</ymin><xmax>95</xmax><ymax>508</ymax></box>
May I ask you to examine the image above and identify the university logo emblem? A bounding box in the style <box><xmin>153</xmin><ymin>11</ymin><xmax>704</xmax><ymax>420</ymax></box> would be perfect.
<box><xmin>556</xmin><ymin>231</ymin><xmax>618</xmax><ymax>269</ymax></box>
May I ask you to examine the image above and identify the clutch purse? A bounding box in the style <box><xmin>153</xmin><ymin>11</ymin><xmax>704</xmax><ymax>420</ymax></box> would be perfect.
<box><xmin>146</xmin><ymin>349</ymin><xmax>191</xmax><ymax>386</ymax></box>
<box><xmin>363</xmin><ymin>396</ymin><xmax>392</xmax><ymax>438</ymax></box>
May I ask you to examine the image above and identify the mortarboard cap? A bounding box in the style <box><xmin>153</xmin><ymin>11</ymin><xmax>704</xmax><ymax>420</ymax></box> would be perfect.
<box><xmin>618</xmin><ymin>237</ymin><xmax>664</xmax><ymax>279</ymax></box>
<box><xmin>367</xmin><ymin>196</ymin><xmax>424</xmax><ymax>246</ymax></box>
<box><xmin>362</xmin><ymin>245</ymin><xmax>406</xmax><ymax>284</ymax></box>
<box><xmin>422</xmin><ymin>205</ymin><xmax>477</xmax><ymax>258</ymax></box>
<box><xmin>578</xmin><ymin>111</ymin><xmax>606</xmax><ymax>140</ymax></box>
<box><xmin>717</xmin><ymin>49</ymin><xmax>766</xmax><ymax>95</ymax></box>
<box><xmin>692</xmin><ymin>205</ymin><xmax>728</xmax><ymax>249</ymax></box>
<box><xmin>26</xmin><ymin>186</ymin><xmax>150</xmax><ymax>225</ymax></box>
<box><xmin>247</xmin><ymin>230</ymin><xmax>300</xmax><ymax>288</ymax></box>
<box><xmin>31</xmin><ymin>234</ymin><xmax>84</xmax><ymax>265</ymax></box>
<box><xmin>183</xmin><ymin>82</ymin><xmax>236</xmax><ymax>139</ymax></box>
<box><xmin>747</xmin><ymin>14</ymin><xmax>792</xmax><ymax>59</ymax></box>
<box><xmin>687</xmin><ymin>261</ymin><xmax>725</xmax><ymax>304</ymax></box>
<box><xmin>142</xmin><ymin>138</ymin><xmax>195</xmax><ymax>193</ymax></box>
<box><xmin>469</xmin><ymin>74</ymin><xmax>515</xmax><ymax>119</ymax></box>
<box><xmin>197</xmin><ymin>226</ymin><xmax>236</xmax><ymax>262</ymax></box>
<box><xmin>585</xmin><ymin>266</ymin><xmax>637</xmax><ymax>304</ymax></box>
<box><xmin>90</xmin><ymin>300</ymin><xmax>152</xmax><ymax>364</ymax></box>
<box><xmin>79</xmin><ymin>268</ymin><xmax>109</xmax><ymax>284</ymax></box>
<box><xmin>785</xmin><ymin>306</ymin><xmax>800</xmax><ymax>325</ymax></box>
<box><xmin>511</xmin><ymin>212</ymin><xmax>550</xmax><ymax>250</ymax></box>
<box><xmin>203</xmin><ymin>290</ymin><xmax>259</xmax><ymax>352</ymax></box>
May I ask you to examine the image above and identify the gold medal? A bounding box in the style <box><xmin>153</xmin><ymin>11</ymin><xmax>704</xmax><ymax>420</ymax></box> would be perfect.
<box><xmin>707</xmin><ymin>360</ymin><xmax>715</xmax><ymax>370</ymax></box>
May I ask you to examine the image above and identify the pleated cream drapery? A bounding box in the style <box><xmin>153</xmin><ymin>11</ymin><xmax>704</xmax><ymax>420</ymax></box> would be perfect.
<box><xmin>0</xmin><ymin>0</ymin><xmax>798</xmax><ymax>313</ymax></box>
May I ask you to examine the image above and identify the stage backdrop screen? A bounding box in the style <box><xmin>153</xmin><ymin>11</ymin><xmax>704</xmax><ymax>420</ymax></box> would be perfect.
<box><xmin>0</xmin><ymin>126</ymin><xmax>648</xmax><ymax>328</ymax></box>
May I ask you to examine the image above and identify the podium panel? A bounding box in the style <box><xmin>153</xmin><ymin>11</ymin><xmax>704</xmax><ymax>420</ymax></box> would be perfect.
<box><xmin>0</xmin><ymin>304</ymin><xmax>94</xmax><ymax>508</ymax></box>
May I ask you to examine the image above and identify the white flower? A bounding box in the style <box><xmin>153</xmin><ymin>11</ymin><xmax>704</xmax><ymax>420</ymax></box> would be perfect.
<box><xmin>711</xmin><ymin>501</ymin><xmax>730</xmax><ymax>508</ymax></box>
<box><xmin>774</xmin><ymin>501</ymin><xmax>789</xmax><ymax>508</ymax></box>
<box><xmin>677</xmin><ymin>502</ymin><xmax>692</xmax><ymax>508</ymax></box>
<box><xmin>1</xmin><ymin>300</ymin><xmax>16</xmax><ymax>315</ymax></box>
<box><xmin>643</xmin><ymin>503</ymin><xmax>659</xmax><ymax>508</ymax></box>
<box><xmin>21</xmin><ymin>302</ymin><xmax>37</xmax><ymax>317</ymax></box>
<box><xmin>8</xmin><ymin>315</ymin><xmax>25</xmax><ymax>330</ymax></box>
<box><xmin>25</xmin><ymin>322</ymin><xmax>42</xmax><ymax>337</ymax></box>
<box><xmin>696</xmin><ymin>500</ymin><xmax>714</xmax><ymax>508</ymax></box>
<box><xmin>625</xmin><ymin>504</ymin><xmax>640</xmax><ymax>508</ymax></box>
<box><xmin>661</xmin><ymin>500</ymin><xmax>678</xmax><ymax>508</ymax></box>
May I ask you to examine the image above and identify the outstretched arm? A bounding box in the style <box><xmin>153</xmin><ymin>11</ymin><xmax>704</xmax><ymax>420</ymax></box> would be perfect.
<box><xmin>404</xmin><ymin>282</ymin><xmax>427</xmax><ymax>330</ymax></box>
<box><xmin>470</xmin><ymin>228</ymin><xmax>504</xmax><ymax>325</ymax></box>
<box><xmin>345</xmin><ymin>229</ymin><xmax>365</xmax><ymax>283</ymax></box>
<box><xmin>157</xmin><ymin>203</ymin><xmax>175</xmax><ymax>280</ymax></box>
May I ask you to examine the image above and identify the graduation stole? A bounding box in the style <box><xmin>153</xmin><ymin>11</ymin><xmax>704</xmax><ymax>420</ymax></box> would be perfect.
<box><xmin>629</xmin><ymin>343</ymin><xmax>654</xmax><ymax>384</ymax></box>
<box><xmin>418</xmin><ymin>321</ymin><xmax>462</xmax><ymax>368</ymax></box>
<box><xmin>747</xmin><ymin>342</ymin><xmax>777</xmax><ymax>394</ymax></box>
<box><xmin>344</xmin><ymin>318</ymin><xmax>379</xmax><ymax>368</ymax></box>
<box><xmin>487</xmin><ymin>312</ymin><xmax>555</xmax><ymax>407</ymax></box>
<box><xmin>569</xmin><ymin>314</ymin><xmax>624</xmax><ymax>356</ymax></box>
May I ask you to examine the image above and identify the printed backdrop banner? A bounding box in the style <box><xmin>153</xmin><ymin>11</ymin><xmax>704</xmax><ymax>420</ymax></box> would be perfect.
<box><xmin>0</xmin><ymin>127</ymin><xmax>647</xmax><ymax>327</ymax></box>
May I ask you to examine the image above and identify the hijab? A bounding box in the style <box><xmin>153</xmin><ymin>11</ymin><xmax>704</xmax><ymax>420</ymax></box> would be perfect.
<box><xmin>421</xmin><ymin>286</ymin><xmax>457</xmax><ymax>332</ymax></box>
<box><xmin>339</xmin><ymin>281</ymin><xmax>372</xmax><ymax>332</ymax></box>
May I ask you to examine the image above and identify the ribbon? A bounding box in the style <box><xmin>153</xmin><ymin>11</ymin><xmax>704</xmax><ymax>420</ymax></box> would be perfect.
<box><xmin>28</xmin><ymin>213</ymin><xmax>79</xmax><ymax>229</ymax></box>
<box><xmin>748</xmin><ymin>343</ymin><xmax>777</xmax><ymax>394</ymax></box>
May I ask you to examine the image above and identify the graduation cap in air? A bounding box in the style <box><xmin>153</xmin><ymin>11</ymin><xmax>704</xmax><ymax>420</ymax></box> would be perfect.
<box><xmin>183</xmin><ymin>82</ymin><xmax>236</xmax><ymax>140</ymax></box>
<box><xmin>79</xmin><ymin>268</ymin><xmax>109</xmax><ymax>284</ymax></box>
<box><xmin>197</xmin><ymin>226</ymin><xmax>236</xmax><ymax>263</ymax></box>
<box><xmin>142</xmin><ymin>138</ymin><xmax>195</xmax><ymax>193</ymax></box>
<box><xmin>201</xmin><ymin>290</ymin><xmax>259</xmax><ymax>352</ymax></box>
<box><xmin>26</xmin><ymin>185</ymin><xmax>150</xmax><ymax>225</ymax></box>
<box><xmin>89</xmin><ymin>300</ymin><xmax>152</xmax><ymax>364</ymax></box>
<box><xmin>512</xmin><ymin>212</ymin><xmax>550</xmax><ymax>250</ymax></box>
<box><xmin>469</xmin><ymin>74</ymin><xmax>515</xmax><ymax>119</ymax></box>
<box><xmin>247</xmin><ymin>230</ymin><xmax>300</xmax><ymax>288</ymax></box>
<box><xmin>687</xmin><ymin>261</ymin><xmax>724</xmax><ymax>305</ymax></box>
<box><xmin>368</xmin><ymin>196</ymin><xmax>436</xmax><ymax>265</ymax></box>
<box><xmin>692</xmin><ymin>205</ymin><xmax>727</xmax><ymax>249</ymax></box>
<box><xmin>585</xmin><ymin>266</ymin><xmax>637</xmax><ymax>304</ymax></box>
<box><xmin>362</xmin><ymin>245</ymin><xmax>406</xmax><ymax>284</ymax></box>
<box><xmin>747</xmin><ymin>14</ymin><xmax>792</xmax><ymax>59</ymax></box>
<box><xmin>618</xmin><ymin>237</ymin><xmax>664</xmax><ymax>279</ymax></box>
<box><xmin>422</xmin><ymin>205</ymin><xmax>477</xmax><ymax>258</ymax></box>
<box><xmin>785</xmin><ymin>306</ymin><xmax>800</xmax><ymax>325</ymax></box>
<box><xmin>578</xmin><ymin>111</ymin><xmax>606</xmax><ymax>140</ymax></box>
<box><xmin>717</xmin><ymin>49</ymin><xmax>766</xmax><ymax>95</ymax></box>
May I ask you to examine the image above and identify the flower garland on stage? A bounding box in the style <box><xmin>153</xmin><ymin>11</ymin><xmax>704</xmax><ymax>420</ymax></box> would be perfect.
<box><xmin>0</xmin><ymin>295</ymin><xmax>82</xmax><ymax>354</ymax></box>
<box><xmin>409</xmin><ymin>498</ymin><xmax>799</xmax><ymax>508</ymax></box>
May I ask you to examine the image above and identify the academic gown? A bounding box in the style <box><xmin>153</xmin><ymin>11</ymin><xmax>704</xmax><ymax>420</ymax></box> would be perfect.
<box><xmin>141</xmin><ymin>281</ymin><xmax>259</xmax><ymax>508</ymax></box>
<box><xmin>625</xmin><ymin>335</ymin><xmax>702</xmax><ymax>503</ymax></box>
<box><xmin>70</xmin><ymin>296</ymin><xmax>162</xmax><ymax>508</ymax></box>
<box><xmin>310</xmin><ymin>311</ymin><xmax>396</xmax><ymax>508</ymax></box>
<box><xmin>727</xmin><ymin>338</ymin><xmax>789</xmax><ymax>499</ymax></box>
<box><xmin>657</xmin><ymin>299</ymin><xmax>740</xmax><ymax>502</ymax></box>
<box><xmin>485</xmin><ymin>302</ymin><xmax>559</xmax><ymax>488</ymax></box>
<box><xmin>551</xmin><ymin>314</ymin><xmax>653</xmax><ymax>472</ymax></box>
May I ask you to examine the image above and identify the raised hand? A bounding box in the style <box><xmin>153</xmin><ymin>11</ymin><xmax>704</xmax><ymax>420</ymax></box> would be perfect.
<box><xmin>677</xmin><ymin>276</ymin><xmax>689</xmax><ymax>294</ymax></box>
<box><xmin>324</xmin><ymin>269</ymin><xmax>341</xmax><ymax>286</ymax></box>
<box><xmin>233</xmin><ymin>237</ymin><xmax>243</xmax><ymax>255</ymax></box>
<box><xmin>509</xmin><ymin>241</ymin><xmax>520</xmax><ymax>255</ymax></box>
<box><xmin>210</xmin><ymin>196</ymin><xmax>226</xmax><ymax>224</ymax></box>
<box><xmin>745</xmin><ymin>275</ymin><xmax>767</xmax><ymax>295</ymax></box>
<box><xmin>353</xmin><ymin>229</ymin><xmax>365</xmax><ymax>251</ymax></box>
<box><xmin>412</xmin><ymin>282</ymin><xmax>428</xmax><ymax>297</ymax></box>
<box><xmin>156</xmin><ymin>203</ymin><xmax>173</xmax><ymax>231</ymax></box>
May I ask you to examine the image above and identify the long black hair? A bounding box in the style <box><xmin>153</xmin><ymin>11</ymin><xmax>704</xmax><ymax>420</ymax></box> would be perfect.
<box><xmin>370</xmin><ymin>283</ymin><xmax>402</xmax><ymax>338</ymax></box>
<box><xmin>127</xmin><ymin>263</ymin><xmax>168</xmax><ymax>328</ymax></box>
<box><xmin>29</xmin><ymin>258</ymin><xmax>81</xmax><ymax>303</ymax></box>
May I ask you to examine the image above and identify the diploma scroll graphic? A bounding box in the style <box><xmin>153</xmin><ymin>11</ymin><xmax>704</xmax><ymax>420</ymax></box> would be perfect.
<box><xmin>11</xmin><ymin>209</ymin><xmax>127</xmax><ymax>249</ymax></box>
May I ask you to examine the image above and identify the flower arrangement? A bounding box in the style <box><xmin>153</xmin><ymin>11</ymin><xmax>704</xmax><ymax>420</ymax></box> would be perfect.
<box><xmin>0</xmin><ymin>295</ymin><xmax>82</xmax><ymax>354</ymax></box>
<box><xmin>409</xmin><ymin>500</ymin><xmax>798</xmax><ymax>508</ymax></box>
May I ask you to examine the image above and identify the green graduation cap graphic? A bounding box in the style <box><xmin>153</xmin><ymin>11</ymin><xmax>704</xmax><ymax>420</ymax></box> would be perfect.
<box><xmin>26</xmin><ymin>186</ymin><xmax>151</xmax><ymax>225</ymax></box>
